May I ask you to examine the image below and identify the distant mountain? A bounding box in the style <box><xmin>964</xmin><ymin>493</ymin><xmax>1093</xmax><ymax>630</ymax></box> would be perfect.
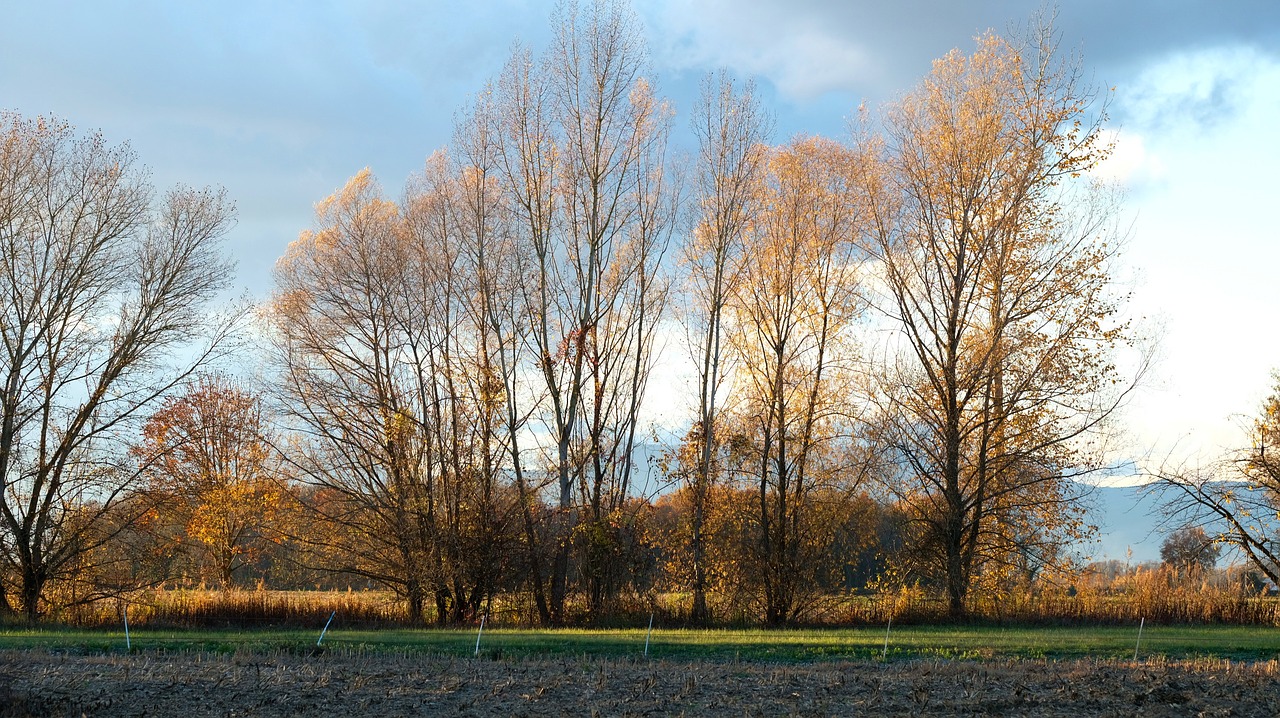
<box><xmin>628</xmin><ymin>442</ymin><xmax>672</xmax><ymax>498</ymax></box>
<box><xmin>1083</xmin><ymin>485</ymin><xmax>1166</xmax><ymax>563</ymax></box>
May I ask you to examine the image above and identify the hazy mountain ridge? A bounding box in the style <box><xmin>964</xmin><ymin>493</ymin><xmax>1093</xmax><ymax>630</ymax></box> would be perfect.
<box><xmin>1085</xmin><ymin>485</ymin><xmax>1167</xmax><ymax>563</ymax></box>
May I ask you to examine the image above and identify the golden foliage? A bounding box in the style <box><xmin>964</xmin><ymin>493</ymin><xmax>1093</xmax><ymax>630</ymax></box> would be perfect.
<box><xmin>135</xmin><ymin>375</ymin><xmax>283</xmax><ymax>588</ymax></box>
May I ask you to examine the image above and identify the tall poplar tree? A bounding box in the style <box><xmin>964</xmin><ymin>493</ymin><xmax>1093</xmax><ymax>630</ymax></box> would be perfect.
<box><xmin>860</xmin><ymin>25</ymin><xmax>1135</xmax><ymax>616</ymax></box>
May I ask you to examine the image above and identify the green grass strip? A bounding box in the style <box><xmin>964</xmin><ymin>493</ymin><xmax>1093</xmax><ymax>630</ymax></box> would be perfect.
<box><xmin>2</xmin><ymin>625</ymin><xmax>1278</xmax><ymax>662</ymax></box>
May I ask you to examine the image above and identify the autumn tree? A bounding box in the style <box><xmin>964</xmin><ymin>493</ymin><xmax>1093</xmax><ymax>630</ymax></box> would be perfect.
<box><xmin>0</xmin><ymin>113</ymin><xmax>238</xmax><ymax>620</ymax></box>
<box><xmin>728</xmin><ymin>136</ymin><xmax>870</xmax><ymax>624</ymax></box>
<box><xmin>1153</xmin><ymin>374</ymin><xmax>1280</xmax><ymax>584</ymax></box>
<box><xmin>271</xmin><ymin>170</ymin><xmax>439</xmax><ymax>621</ymax></box>
<box><xmin>858</xmin><ymin>24</ymin><xmax>1135</xmax><ymax>616</ymax></box>
<box><xmin>489</xmin><ymin>42</ymin><xmax>561</xmax><ymax>624</ymax></box>
<box><xmin>134</xmin><ymin>374</ymin><xmax>282</xmax><ymax>588</ymax></box>
<box><xmin>676</xmin><ymin>70</ymin><xmax>771</xmax><ymax>624</ymax></box>
<box><xmin>401</xmin><ymin>153</ymin><xmax>524</xmax><ymax>623</ymax></box>
<box><xmin>273</xmin><ymin>165</ymin><xmax>526</xmax><ymax>624</ymax></box>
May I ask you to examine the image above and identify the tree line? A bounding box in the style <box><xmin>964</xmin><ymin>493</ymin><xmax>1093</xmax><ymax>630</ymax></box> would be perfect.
<box><xmin>6</xmin><ymin>1</ymin><xmax>1224</xmax><ymax>627</ymax></box>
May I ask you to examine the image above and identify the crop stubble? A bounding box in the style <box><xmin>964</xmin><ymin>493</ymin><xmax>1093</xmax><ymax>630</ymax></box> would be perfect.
<box><xmin>1</xmin><ymin>649</ymin><xmax>1278</xmax><ymax>716</ymax></box>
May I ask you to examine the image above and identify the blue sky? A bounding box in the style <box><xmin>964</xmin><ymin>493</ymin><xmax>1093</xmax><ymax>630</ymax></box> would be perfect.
<box><xmin>3</xmin><ymin>0</ymin><xmax>1279</xmax><ymax>475</ymax></box>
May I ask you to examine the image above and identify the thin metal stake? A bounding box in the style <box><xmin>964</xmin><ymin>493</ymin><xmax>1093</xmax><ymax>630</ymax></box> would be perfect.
<box><xmin>474</xmin><ymin>613</ymin><xmax>486</xmax><ymax>655</ymax></box>
<box><xmin>644</xmin><ymin>613</ymin><xmax>654</xmax><ymax>658</ymax></box>
<box><xmin>1134</xmin><ymin>617</ymin><xmax>1145</xmax><ymax>661</ymax></box>
<box><xmin>317</xmin><ymin>610</ymin><xmax>336</xmax><ymax>646</ymax></box>
<box><xmin>123</xmin><ymin>605</ymin><xmax>131</xmax><ymax>651</ymax></box>
<box><xmin>882</xmin><ymin>617</ymin><xmax>891</xmax><ymax>660</ymax></box>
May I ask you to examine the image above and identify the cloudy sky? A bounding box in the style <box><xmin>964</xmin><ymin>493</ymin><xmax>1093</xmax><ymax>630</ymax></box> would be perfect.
<box><xmin>3</xmin><ymin>0</ymin><xmax>1278</xmax><ymax>471</ymax></box>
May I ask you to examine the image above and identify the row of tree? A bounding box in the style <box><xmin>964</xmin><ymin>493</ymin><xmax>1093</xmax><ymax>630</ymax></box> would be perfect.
<box><xmin>96</xmin><ymin>370</ymin><xmax>910</xmax><ymax>624</ymax></box>
<box><xmin>1</xmin><ymin>1</ymin><xmax>1205</xmax><ymax>625</ymax></box>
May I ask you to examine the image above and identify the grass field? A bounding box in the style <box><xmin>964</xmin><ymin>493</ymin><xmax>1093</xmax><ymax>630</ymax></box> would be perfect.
<box><xmin>4</xmin><ymin>623</ymin><xmax>1280</xmax><ymax>662</ymax></box>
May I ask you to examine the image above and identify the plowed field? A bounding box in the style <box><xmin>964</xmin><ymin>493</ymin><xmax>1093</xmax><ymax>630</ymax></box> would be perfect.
<box><xmin>2</xmin><ymin>649</ymin><xmax>1279</xmax><ymax>716</ymax></box>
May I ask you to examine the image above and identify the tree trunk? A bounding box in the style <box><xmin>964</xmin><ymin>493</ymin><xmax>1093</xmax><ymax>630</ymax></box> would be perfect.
<box><xmin>518</xmin><ymin>495</ymin><xmax>552</xmax><ymax>626</ymax></box>
<box><xmin>944</xmin><ymin>487</ymin><xmax>968</xmax><ymax>619</ymax></box>
<box><xmin>451</xmin><ymin>577</ymin><xmax>467</xmax><ymax>624</ymax></box>
<box><xmin>509</xmin><ymin>431</ymin><xmax>551</xmax><ymax>626</ymax></box>
<box><xmin>527</xmin><ymin>545</ymin><xmax>551</xmax><ymax>626</ymax></box>
<box><xmin>550</xmin><ymin>539</ymin><xmax>570</xmax><ymax>625</ymax></box>
<box><xmin>20</xmin><ymin>568</ymin><xmax>44</xmax><ymax>624</ymax></box>
<box><xmin>406</xmin><ymin>579</ymin><xmax>425</xmax><ymax>625</ymax></box>
<box><xmin>690</xmin><ymin>485</ymin><xmax>709</xmax><ymax>624</ymax></box>
<box><xmin>219</xmin><ymin>550</ymin><xmax>235</xmax><ymax>590</ymax></box>
<box><xmin>946</xmin><ymin>548</ymin><xmax>967</xmax><ymax>618</ymax></box>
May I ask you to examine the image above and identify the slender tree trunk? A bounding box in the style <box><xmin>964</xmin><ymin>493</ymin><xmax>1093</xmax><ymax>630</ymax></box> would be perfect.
<box><xmin>519</xmin><ymin>497</ymin><xmax>552</xmax><ymax>625</ymax></box>
<box><xmin>507</xmin><ymin>388</ymin><xmax>551</xmax><ymax>626</ymax></box>
<box><xmin>690</xmin><ymin>477</ymin><xmax>709</xmax><ymax>624</ymax></box>
<box><xmin>691</xmin><ymin>294</ymin><xmax>723</xmax><ymax>626</ymax></box>
<box><xmin>550</xmin><ymin>539</ymin><xmax>570</xmax><ymax>625</ymax></box>
<box><xmin>944</xmin><ymin>406</ymin><xmax>967</xmax><ymax>618</ymax></box>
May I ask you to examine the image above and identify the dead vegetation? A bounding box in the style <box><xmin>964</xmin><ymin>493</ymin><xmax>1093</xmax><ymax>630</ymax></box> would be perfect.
<box><xmin>2</xmin><ymin>649</ymin><xmax>1278</xmax><ymax>716</ymax></box>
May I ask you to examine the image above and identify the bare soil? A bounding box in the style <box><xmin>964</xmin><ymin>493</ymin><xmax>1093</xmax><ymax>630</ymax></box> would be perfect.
<box><xmin>1</xmin><ymin>649</ymin><xmax>1277</xmax><ymax>716</ymax></box>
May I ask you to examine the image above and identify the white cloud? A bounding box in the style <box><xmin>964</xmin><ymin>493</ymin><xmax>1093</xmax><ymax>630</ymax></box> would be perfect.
<box><xmin>1093</xmin><ymin>129</ymin><xmax>1166</xmax><ymax>188</ymax></box>
<box><xmin>643</xmin><ymin>0</ymin><xmax>879</xmax><ymax>101</ymax></box>
<box><xmin>1115</xmin><ymin>45</ymin><xmax>1280</xmax><ymax>465</ymax></box>
<box><xmin>1121</xmin><ymin>45</ymin><xmax>1261</xmax><ymax>133</ymax></box>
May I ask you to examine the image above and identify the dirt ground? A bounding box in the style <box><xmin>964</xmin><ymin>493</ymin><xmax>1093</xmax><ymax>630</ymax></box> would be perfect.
<box><xmin>1</xmin><ymin>649</ymin><xmax>1278</xmax><ymax>717</ymax></box>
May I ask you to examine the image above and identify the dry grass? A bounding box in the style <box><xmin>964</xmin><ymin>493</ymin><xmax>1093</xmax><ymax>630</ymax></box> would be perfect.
<box><xmin>57</xmin><ymin>588</ymin><xmax>405</xmax><ymax>629</ymax></box>
<box><xmin>40</xmin><ymin>565</ymin><xmax>1280</xmax><ymax>630</ymax></box>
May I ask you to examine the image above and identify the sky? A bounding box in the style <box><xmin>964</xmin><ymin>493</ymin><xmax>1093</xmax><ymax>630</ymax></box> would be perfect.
<box><xmin>3</xmin><ymin>0</ymin><xmax>1279</xmax><ymax>486</ymax></box>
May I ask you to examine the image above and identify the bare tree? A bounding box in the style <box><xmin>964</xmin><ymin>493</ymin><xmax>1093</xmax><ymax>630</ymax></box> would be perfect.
<box><xmin>491</xmin><ymin>42</ymin><xmax>564</xmax><ymax>623</ymax></box>
<box><xmin>0</xmin><ymin>113</ymin><xmax>237</xmax><ymax>620</ymax></box>
<box><xmin>491</xmin><ymin>0</ymin><xmax>675</xmax><ymax>621</ymax></box>
<box><xmin>450</xmin><ymin>92</ymin><xmax>547</xmax><ymax>622</ymax></box>
<box><xmin>678</xmin><ymin>70</ymin><xmax>771</xmax><ymax>624</ymax></box>
<box><xmin>491</xmin><ymin>39</ymin><xmax>570</xmax><ymax>621</ymax></box>
<box><xmin>404</xmin><ymin>151</ymin><xmax>526</xmax><ymax>623</ymax></box>
<box><xmin>1151</xmin><ymin>375</ymin><xmax>1280</xmax><ymax>585</ymax></box>
<box><xmin>274</xmin><ymin>163</ymin><xmax>528</xmax><ymax>624</ymax></box>
<box><xmin>270</xmin><ymin>169</ymin><xmax>441</xmax><ymax>621</ymax></box>
<box><xmin>1160</xmin><ymin>526</ymin><xmax>1220</xmax><ymax>573</ymax></box>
